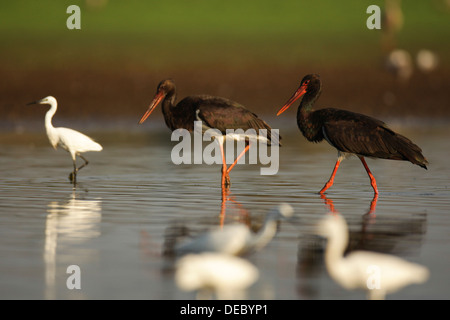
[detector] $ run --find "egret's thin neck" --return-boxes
[45,102,57,132]
[324,227,348,267]
[251,218,278,251]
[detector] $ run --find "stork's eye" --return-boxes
[304,80,310,85]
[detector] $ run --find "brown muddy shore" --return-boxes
[1,61,449,129]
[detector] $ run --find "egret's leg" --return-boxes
[69,158,77,183]
[77,155,89,172]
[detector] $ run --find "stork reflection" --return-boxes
[219,185,251,227]
[320,193,378,217]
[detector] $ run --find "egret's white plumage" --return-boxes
[174,203,293,256]
[317,214,429,300]
[175,253,259,300]
[28,96,102,183]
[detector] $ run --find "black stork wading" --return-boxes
[276,74,428,194]
[138,79,280,188]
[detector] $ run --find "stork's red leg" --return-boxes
[319,159,341,194]
[218,139,230,187]
[359,156,379,194]
[227,144,251,174]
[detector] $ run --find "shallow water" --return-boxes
[0,120,449,300]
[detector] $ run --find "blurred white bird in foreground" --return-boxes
[172,203,293,256]
[175,252,259,300]
[317,214,429,300]
[28,96,102,184]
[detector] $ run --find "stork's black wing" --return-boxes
[316,108,427,168]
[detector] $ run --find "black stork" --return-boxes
[138,79,280,188]
[276,74,428,194]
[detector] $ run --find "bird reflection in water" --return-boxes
[44,191,102,299]
[316,214,429,300]
[219,185,250,227]
[321,193,378,217]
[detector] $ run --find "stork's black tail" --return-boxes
[382,129,428,169]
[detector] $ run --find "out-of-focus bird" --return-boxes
[381,0,404,52]
[170,203,293,256]
[416,49,439,73]
[27,96,103,184]
[175,252,259,300]
[317,214,429,300]
[385,49,413,84]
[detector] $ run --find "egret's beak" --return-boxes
[27,100,40,106]
[276,83,308,116]
[138,91,165,124]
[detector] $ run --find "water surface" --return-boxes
[0,121,449,300]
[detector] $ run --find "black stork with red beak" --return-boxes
[277,74,427,194]
[139,79,280,188]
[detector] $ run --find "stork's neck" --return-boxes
[296,90,320,142]
[161,93,177,119]
[297,88,320,120]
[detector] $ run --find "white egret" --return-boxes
[27,96,103,184]
[317,214,429,300]
[172,203,293,256]
[175,252,259,300]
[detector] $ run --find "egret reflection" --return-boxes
[44,191,102,299]
[316,214,429,300]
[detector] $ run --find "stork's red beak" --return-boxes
[276,83,308,116]
[138,91,165,124]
